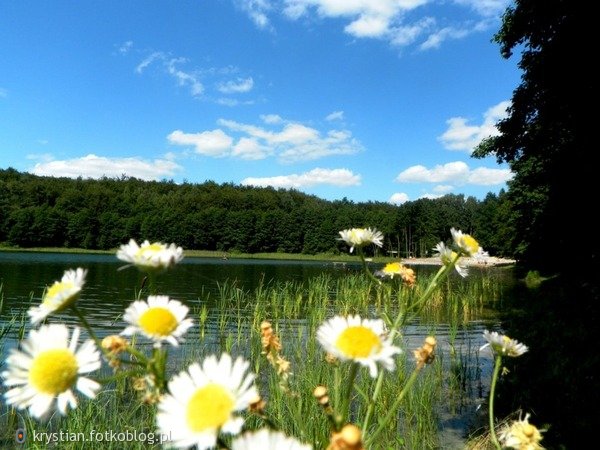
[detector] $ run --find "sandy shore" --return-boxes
[402,256,516,267]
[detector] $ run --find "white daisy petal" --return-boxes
[157,353,258,450]
[1,324,101,420]
[120,295,193,347]
[450,228,483,257]
[434,242,469,278]
[317,315,401,378]
[481,330,528,357]
[27,268,87,325]
[117,239,183,272]
[338,228,384,252]
[232,428,313,450]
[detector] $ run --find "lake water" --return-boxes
[0,251,511,448]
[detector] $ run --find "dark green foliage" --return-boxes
[474,0,595,274]
[0,169,514,256]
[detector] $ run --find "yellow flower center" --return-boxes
[461,235,480,254]
[139,307,178,336]
[336,326,382,358]
[137,243,164,258]
[383,262,402,275]
[186,383,234,432]
[43,281,75,305]
[349,229,365,244]
[522,424,536,438]
[29,349,79,394]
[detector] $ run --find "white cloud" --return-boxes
[283,0,426,40]
[261,114,283,124]
[134,52,204,97]
[453,0,509,17]
[439,100,510,153]
[29,154,182,181]
[236,0,272,29]
[211,116,362,163]
[167,129,233,157]
[467,167,513,185]
[389,17,436,46]
[419,26,470,50]
[242,167,361,188]
[419,193,443,199]
[325,110,344,121]
[118,41,133,54]
[432,184,453,194]
[389,192,410,205]
[26,152,53,162]
[217,77,254,94]
[345,15,390,38]
[232,137,272,160]
[165,58,204,97]
[396,161,512,185]
[135,52,164,73]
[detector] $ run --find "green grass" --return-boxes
[0,270,503,449]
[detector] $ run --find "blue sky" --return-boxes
[0,0,519,204]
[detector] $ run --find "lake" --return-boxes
[0,251,512,448]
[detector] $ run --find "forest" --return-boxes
[0,168,515,257]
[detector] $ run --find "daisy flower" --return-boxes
[121,295,193,347]
[338,228,384,253]
[2,324,101,419]
[117,239,183,271]
[434,242,468,277]
[232,429,313,450]
[450,228,482,257]
[28,268,87,325]
[498,413,544,450]
[480,330,528,357]
[157,353,258,450]
[375,262,416,286]
[317,315,401,378]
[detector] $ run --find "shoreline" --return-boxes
[0,247,516,267]
[402,256,516,267]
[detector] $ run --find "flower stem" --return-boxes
[366,366,420,445]
[489,355,503,450]
[362,253,460,435]
[357,247,382,285]
[70,305,106,356]
[340,362,359,425]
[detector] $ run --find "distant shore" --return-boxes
[402,256,516,267]
[0,246,516,267]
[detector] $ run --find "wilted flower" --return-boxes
[375,262,416,286]
[413,336,437,369]
[327,424,365,450]
[101,335,128,354]
[260,321,292,387]
[498,413,544,450]
[338,228,384,253]
[28,268,87,325]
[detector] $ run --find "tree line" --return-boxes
[0,168,515,257]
